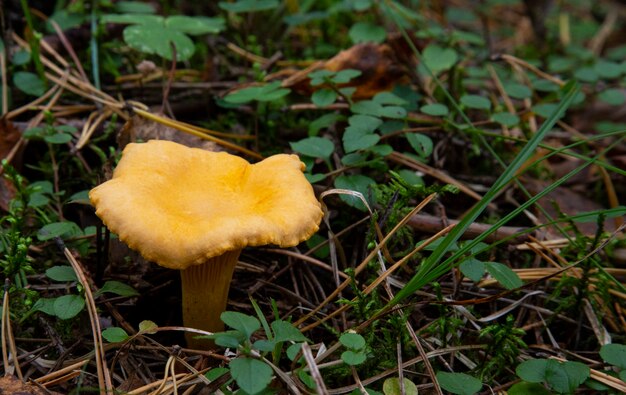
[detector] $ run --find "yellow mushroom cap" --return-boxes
[89,140,323,270]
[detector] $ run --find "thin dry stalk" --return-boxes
[127,373,188,395]
[499,54,565,86]
[326,345,485,394]
[34,359,89,385]
[47,19,89,82]
[302,343,328,395]
[61,245,113,394]
[0,52,7,115]
[1,282,10,376]
[388,151,484,202]
[264,250,349,280]
[588,7,618,55]
[296,193,437,330]
[76,109,113,150]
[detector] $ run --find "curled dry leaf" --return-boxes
[280,43,407,99]
[117,114,219,152]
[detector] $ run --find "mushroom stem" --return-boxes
[180,249,241,349]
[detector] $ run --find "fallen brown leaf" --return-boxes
[280,43,407,100]
[0,375,63,395]
[117,114,218,152]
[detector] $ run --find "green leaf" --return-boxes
[420,103,449,116]
[460,95,491,110]
[139,320,158,333]
[334,174,376,211]
[309,113,344,136]
[485,262,522,289]
[503,83,532,99]
[341,152,368,166]
[373,92,407,106]
[12,50,31,66]
[13,72,45,96]
[46,266,78,282]
[38,221,81,241]
[332,69,362,84]
[271,320,309,343]
[115,1,157,13]
[350,100,383,116]
[224,82,289,103]
[369,144,393,156]
[594,60,622,79]
[305,173,326,183]
[312,88,337,107]
[23,127,44,139]
[165,16,225,35]
[341,350,367,365]
[308,70,335,86]
[491,112,520,127]
[214,332,243,348]
[219,0,279,13]
[229,357,273,395]
[298,370,317,390]
[574,67,598,83]
[124,24,195,61]
[101,14,163,25]
[351,100,406,119]
[340,332,366,349]
[343,126,380,152]
[600,344,626,369]
[532,103,562,119]
[286,343,304,361]
[508,382,551,395]
[598,89,625,106]
[68,190,90,204]
[532,79,559,92]
[396,169,423,186]
[545,359,589,394]
[44,133,73,144]
[205,366,230,381]
[32,298,56,316]
[102,327,130,343]
[53,294,85,320]
[221,311,260,339]
[378,105,407,119]
[349,22,386,44]
[517,359,549,383]
[253,339,276,352]
[224,86,263,104]
[459,258,485,282]
[382,377,418,395]
[348,114,382,132]
[406,133,433,158]
[47,10,86,31]
[422,45,458,73]
[290,137,334,159]
[436,372,482,395]
[96,280,139,297]
[257,82,290,101]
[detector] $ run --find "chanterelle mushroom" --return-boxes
[90,140,323,348]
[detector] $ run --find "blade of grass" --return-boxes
[388,81,580,307]
[420,136,623,288]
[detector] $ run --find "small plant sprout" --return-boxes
[89,140,323,348]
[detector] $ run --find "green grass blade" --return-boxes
[388,81,581,307]
[420,136,623,286]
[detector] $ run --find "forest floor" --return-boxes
[1,1,626,394]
